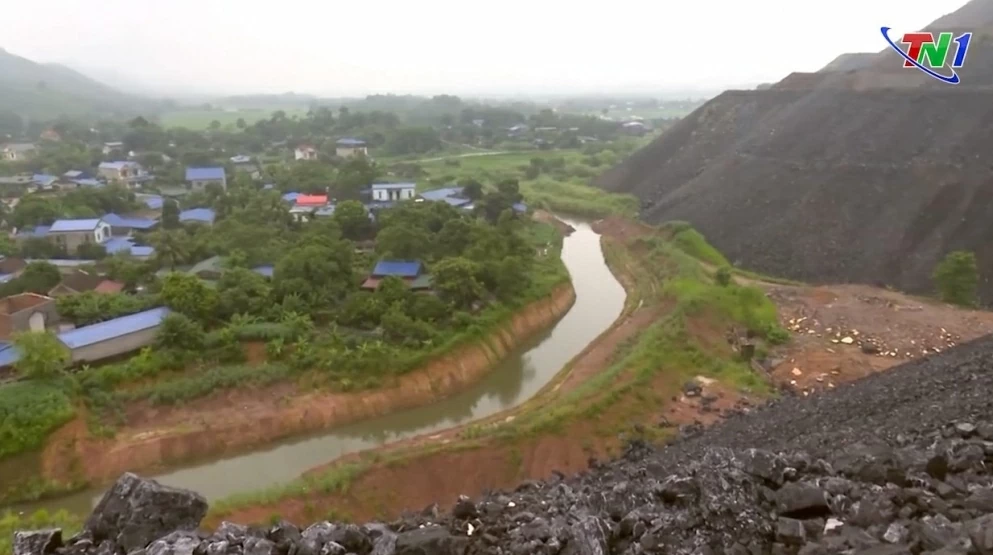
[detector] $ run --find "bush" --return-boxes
[715,266,732,286]
[0,382,75,458]
[764,325,791,345]
[156,313,206,351]
[933,250,978,307]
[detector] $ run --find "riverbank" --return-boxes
[207,216,785,524]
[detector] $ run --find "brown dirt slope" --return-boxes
[597,1,993,303]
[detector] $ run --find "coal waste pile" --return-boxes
[14,335,993,555]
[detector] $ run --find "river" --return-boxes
[16,219,626,516]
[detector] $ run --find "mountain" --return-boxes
[596,0,993,303]
[0,48,159,121]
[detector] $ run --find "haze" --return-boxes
[0,0,974,98]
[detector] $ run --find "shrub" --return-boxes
[0,382,75,458]
[764,325,791,345]
[933,250,978,307]
[156,313,206,351]
[715,266,732,286]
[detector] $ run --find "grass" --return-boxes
[521,178,640,219]
[159,108,308,130]
[0,381,75,459]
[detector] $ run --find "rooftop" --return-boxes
[50,218,105,233]
[419,187,464,201]
[99,161,137,171]
[296,194,328,206]
[371,260,422,278]
[32,174,58,186]
[230,155,252,164]
[336,138,366,146]
[371,182,416,190]
[179,208,216,224]
[2,143,36,152]
[0,292,53,315]
[136,194,163,210]
[252,265,274,278]
[101,213,159,229]
[58,307,171,350]
[281,192,300,203]
[185,167,226,181]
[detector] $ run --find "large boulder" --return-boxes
[83,473,208,552]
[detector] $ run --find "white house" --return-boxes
[335,138,367,158]
[371,182,416,202]
[294,145,318,161]
[1,143,37,161]
[98,161,143,183]
[102,142,124,155]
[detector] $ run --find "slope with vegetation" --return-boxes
[597,0,993,304]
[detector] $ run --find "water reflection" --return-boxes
[17,220,625,516]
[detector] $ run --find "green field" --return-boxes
[159,108,309,130]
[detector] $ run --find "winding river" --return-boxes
[17,219,626,516]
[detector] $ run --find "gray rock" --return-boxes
[776,483,830,518]
[394,526,467,555]
[775,518,806,545]
[145,531,200,555]
[85,473,207,552]
[13,529,62,555]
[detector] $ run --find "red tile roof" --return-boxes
[93,280,125,294]
[296,194,328,206]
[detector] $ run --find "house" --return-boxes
[335,138,367,158]
[98,161,143,183]
[40,129,62,142]
[231,155,261,179]
[0,257,27,283]
[621,121,649,135]
[314,205,336,218]
[32,174,59,189]
[57,307,171,365]
[63,170,94,181]
[135,194,164,211]
[47,218,112,254]
[294,145,319,161]
[1,143,37,161]
[189,256,224,281]
[179,208,216,225]
[281,192,300,204]
[507,124,529,137]
[420,186,472,208]
[48,269,106,297]
[289,205,316,223]
[361,260,432,291]
[0,293,60,340]
[185,167,227,191]
[295,194,328,207]
[371,182,416,202]
[101,213,159,235]
[102,237,155,259]
[102,142,124,155]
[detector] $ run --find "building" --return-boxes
[47,218,112,254]
[419,186,473,208]
[98,161,143,183]
[102,142,124,155]
[361,260,432,291]
[57,307,171,365]
[48,269,107,297]
[0,293,59,340]
[0,257,27,283]
[185,167,227,191]
[102,237,155,259]
[231,155,261,179]
[179,208,216,225]
[295,194,328,207]
[135,194,164,210]
[101,213,159,235]
[507,124,529,137]
[1,143,37,161]
[621,121,649,135]
[294,145,319,161]
[335,138,367,158]
[371,182,416,202]
[32,174,59,189]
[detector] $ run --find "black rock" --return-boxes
[13,529,62,555]
[84,473,208,552]
[776,483,830,518]
[775,518,806,545]
[394,526,467,555]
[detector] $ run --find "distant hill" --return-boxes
[0,48,159,122]
[595,0,993,303]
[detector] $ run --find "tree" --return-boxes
[17,262,62,294]
[273,240,354,306]
[12,331,69,380]
[458,178,483,200]
[156,313,206,351]
[332,200,372,240]
[161,200,181,229]
[436,218,474,258]
[150,230,189,270]
[715,266,732,286]
[933,251,979,306]
[432,257,484,309]
[375,224,432,260]
[217,267,272,318]
[159,272,220,323]
[76,243,107,261]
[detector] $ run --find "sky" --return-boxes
[0,0,976,98]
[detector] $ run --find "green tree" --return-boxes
[458,179,484,200]
[161,199,181,229]
[12,332,69,381]
[156,313,206,351]
[17,262,62,294]
[375,224,432,260]
[273,240,354,306]
[159,272,220,323]
[76,243,107,260]
[933,251,979,306]
[715,266,732,286]
[150,230,189,270]
[432,257,484,309]
[331,200,372,240]
[217,267,272,318]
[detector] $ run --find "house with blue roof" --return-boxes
[135,194,164,210]
[335,138,368,158]
[419,186,473,208]
[371,182,416,202]
[179,208,216,225]
[102,213,159,234]
[47,218,112,254]
[361,260,432,291]
[186,167,227,191]
[32,174,58,189]
[0,307,172,369]
[102,237,155,259]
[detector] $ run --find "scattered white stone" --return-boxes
[825,518,844,533]
[467,523,475,536]
[840,337,854,344]
[508,501,516,508]
[789,380,797,386]
[831,339,839,344]
[791,368,802,377]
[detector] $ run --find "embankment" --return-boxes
[39,283,577,486]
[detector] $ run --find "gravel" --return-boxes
[14,334,993,555]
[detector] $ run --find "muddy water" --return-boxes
[21,219,625,515]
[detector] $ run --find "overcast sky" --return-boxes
[0,0,975,97]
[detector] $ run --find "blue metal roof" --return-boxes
[137,194,163,210]
[419,187,464,201]
[0,273,17,284]
[129,245,155,257]
[512,202,528,213]
[102,237,135,255]
[0,343,20,367]
[372,260,422,278]
[50,218,104,232]
[440,196,472,207]
[371,182,415,190]
[17,225,50,238]
[336,138,366,146]
[252,265,274,278]
[58,307,171,350]
[179,208,216,224]
[101,213,158,229]
[32,174,58,186]
[281,192,300,203]
[185,167,226,181]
